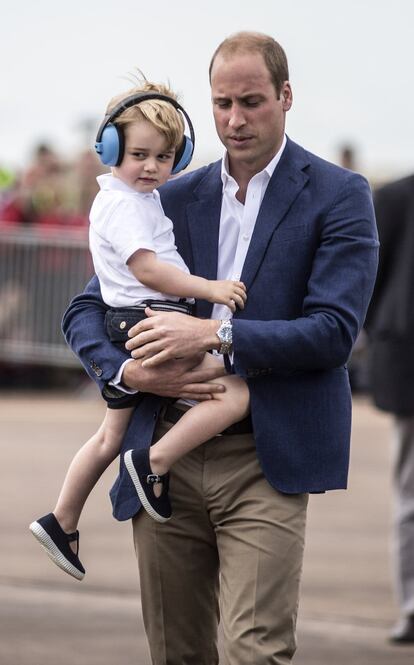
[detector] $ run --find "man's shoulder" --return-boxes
[159,161,221,200]
[286,138,366,184]
[286,138,369,198]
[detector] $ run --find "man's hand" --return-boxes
[125,309,220,367]
[122,354,227,400]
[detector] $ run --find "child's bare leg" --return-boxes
[149,354,250,476]
[53,406,133,535]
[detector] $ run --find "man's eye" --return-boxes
[216,101,231,109]
[244,100,260,107]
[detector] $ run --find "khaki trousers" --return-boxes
[132,412,308,665]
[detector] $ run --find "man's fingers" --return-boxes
[131,340,165,359]
[126,328,160,351]
[141,349,171,367]
[127,318,149,339]
[178,392,213,401]
[178,381,225,397]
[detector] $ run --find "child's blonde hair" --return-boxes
[107,80,184,151]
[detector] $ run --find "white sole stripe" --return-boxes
[29,521,84,580]
[124,450,170,523]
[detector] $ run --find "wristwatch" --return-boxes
[216,319,233,354]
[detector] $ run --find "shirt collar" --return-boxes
[220,134,287,190]
[96,172,158,200]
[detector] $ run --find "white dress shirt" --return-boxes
[212,134,287,323]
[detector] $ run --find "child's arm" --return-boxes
[128,249,246,312]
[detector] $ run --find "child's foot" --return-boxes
[124,448,172,523]
[29,513,85,580]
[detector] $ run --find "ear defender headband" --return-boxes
[95,92,195,175]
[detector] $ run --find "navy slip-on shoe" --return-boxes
[29,513,85,580]
[124,448,172,523]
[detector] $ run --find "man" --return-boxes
[365,175,414,644]
[63,32,379,664]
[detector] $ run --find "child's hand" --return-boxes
[207,280,247,312]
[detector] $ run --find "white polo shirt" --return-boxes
[89,173,191,308]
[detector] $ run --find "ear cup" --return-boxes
[172,135,194,175]
[95,124,124,166]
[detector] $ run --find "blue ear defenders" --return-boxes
[95,92,195,175]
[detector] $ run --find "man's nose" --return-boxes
[228,105,246,129]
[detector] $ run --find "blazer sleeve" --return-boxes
[232,173,379,377]
[62,275,130,393]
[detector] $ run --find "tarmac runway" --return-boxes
[1,392,413,664]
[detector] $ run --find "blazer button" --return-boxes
[119,321,127,330]
[89,360,103,377]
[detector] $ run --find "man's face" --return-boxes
[210,51,292,176]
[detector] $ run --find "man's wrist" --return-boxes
[110,358,138,394]
[215,318,233,354]
[205,319,221,351]
[121,359,141,391]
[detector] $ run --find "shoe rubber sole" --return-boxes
[124,450,170,523]
[29,521,84,580]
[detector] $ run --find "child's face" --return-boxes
[113,120,175,193]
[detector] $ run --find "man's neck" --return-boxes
[229,162,265,204]
[224,135,287,204]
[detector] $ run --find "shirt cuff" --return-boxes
[108,358,138,394]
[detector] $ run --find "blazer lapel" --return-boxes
[184,142,310,317]
[240,140,310,290]
[186,162,222,318]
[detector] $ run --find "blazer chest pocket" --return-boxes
[273,224,309,244]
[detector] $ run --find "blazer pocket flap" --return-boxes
[104,309,144,342]
[274,224,309,243]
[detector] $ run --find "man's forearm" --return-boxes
[121,355,227,401]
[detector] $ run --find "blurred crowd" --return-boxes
[0,143,102,377]
[0,143,105,231]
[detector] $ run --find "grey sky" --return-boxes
[2,0,413,180]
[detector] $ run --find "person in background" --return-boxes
[338,142,357,171]
[365,174,414,644]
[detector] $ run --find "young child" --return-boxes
[30,80,250,581]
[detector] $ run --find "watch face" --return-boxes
[218,322,231,342]
[218,320,232,352]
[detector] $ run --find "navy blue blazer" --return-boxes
[63,138,379,520]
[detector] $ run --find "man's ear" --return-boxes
[280,82,293,111]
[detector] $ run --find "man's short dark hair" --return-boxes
[209,31,289,98]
